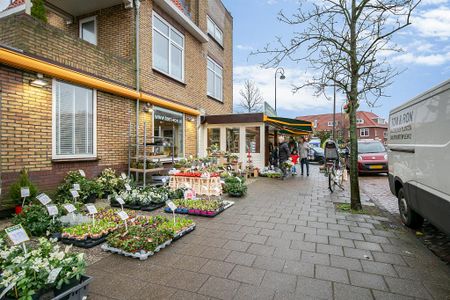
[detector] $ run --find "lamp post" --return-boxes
[274,67,286,113]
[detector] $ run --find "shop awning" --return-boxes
[264,115,313,135]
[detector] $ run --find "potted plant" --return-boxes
[8,169,38,214]
[227,182,247,197]
[12,204,62,237]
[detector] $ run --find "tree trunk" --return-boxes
[349,0,362,210]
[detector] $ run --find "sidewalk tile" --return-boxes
[198,276,240,300]
[253,255,285,272]
[261,271,297,292]
[223,240,251,252]
[349,270,388,291]
[315,265,349,284]
[228,265,265,285]
[199,260,235,278]
[296,276,333,299]
[333,282,373,300]
[301,251,330,265]
[243,233,268,244]
[247,244,276,256]
[225,250,256,266]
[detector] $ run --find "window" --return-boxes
[327,121,337,126]
[53,81,96,159]
[79,16,97,45]
[246,127,260,153]
[356,118,364,124]
[360,128,369,137]
[152,12,184,81]
[207,57,223,101]
[207,128,221,149]
[226,128,240,153]
[207,16,223,45]
[153,107,184,158]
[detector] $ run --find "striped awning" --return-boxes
[264,115,313,135]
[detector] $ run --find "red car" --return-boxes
[357,140,388,174]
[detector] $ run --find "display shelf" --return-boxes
[129,167,165,173]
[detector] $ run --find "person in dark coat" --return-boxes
[278,135,291,178]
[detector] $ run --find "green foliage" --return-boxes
[226,182,247,197]
[8,169,38,205]
[12,205,62,237]
[316,130,331,147]
[31,0,47,22]
[56,171,100,203]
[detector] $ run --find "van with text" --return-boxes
[387,79,450,235]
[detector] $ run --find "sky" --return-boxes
[222,0,450,119]
[1,0,448,119]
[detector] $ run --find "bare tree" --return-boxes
[252,0,420,210]
[238,80,264,113]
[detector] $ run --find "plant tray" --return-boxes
[61,234,108,248]
[173,224,196,240]
[164,207,188,214]
[123,204,142,210]
[164,201,234,218]
[101,239,173,261]
[141,202,165,211]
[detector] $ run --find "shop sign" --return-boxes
[264,101,277,117]
[154,109,183,124]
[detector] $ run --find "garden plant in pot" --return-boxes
[56,171,100,203]
[8,169,38,214]
[12,204,62,237]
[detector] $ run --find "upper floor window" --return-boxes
[360,128,369,137]
[327,121,337,126]
[207,57,223,101]
[53,80,96,159]
[207,16,223,46]
[152,12,184,81]
[79,16,97,45]
[356,118,364,124]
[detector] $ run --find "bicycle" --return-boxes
[325,158,345,192]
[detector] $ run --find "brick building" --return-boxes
[297,111,388,141]
[0,0,233,207]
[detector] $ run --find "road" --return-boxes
[359,174,450,265]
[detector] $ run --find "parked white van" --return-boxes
[387,79,450,235]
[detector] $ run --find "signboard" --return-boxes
[85,204,97,215]
[70,189,79,198]
[166,200,177,211]
[63,204,77,213]
[389,109,414,143]
[264,101,277,117]
[120,173,127,180]
[36,193,51,206]
[79,170,86,177]
[5,225,30,245]
[20,187,30,198]
[47,267,62,284]
[154,107,183,124]
[124,183,132,191]
[117,211,129,221]
[73,183,81,191]
[46,205,59,216]
[116,197,125,205]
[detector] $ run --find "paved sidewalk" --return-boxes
[87,166,450,299]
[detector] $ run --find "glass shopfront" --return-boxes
[153,107,184,158]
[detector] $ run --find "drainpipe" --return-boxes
[134,0,141,168]
[0,87,2,197]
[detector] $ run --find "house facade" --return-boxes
[0,0,233,207]
[297,111,388,142]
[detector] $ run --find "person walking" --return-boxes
[299,136,310,176]
[278,135,291,178]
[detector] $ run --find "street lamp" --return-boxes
[274,67,286,113]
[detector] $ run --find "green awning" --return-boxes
[264,115,313,134]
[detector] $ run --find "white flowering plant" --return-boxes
[96,168,131,198]
[113,186,169,207]
[0,237,86,299]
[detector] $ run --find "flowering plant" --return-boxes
[12,205,62,237]
[0,237,85,299]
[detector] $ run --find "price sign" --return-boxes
[36,193,51,206]
[70,189,79,198]
[184,189,196,200]
[166,200,177,211]
[46,205,59,216]
[79,169,86,177]
[116,211,129,221]
[47,267,62,284]
[20,187,30,198]
[73,183,80,191]
[116,197,125,205]
[120,173,127,180]
[85,204,97,215]
[124,183,132,191]
[63,204,76,213]
[5,224,30,245]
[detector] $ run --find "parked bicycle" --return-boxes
[324,140,345,192]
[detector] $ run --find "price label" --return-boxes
[36,193,51,206]
[85,204,97,215]
[116,197,125,205]
[116,211,129,221]
[166,200,177,211]
[79,169,86,177]
[5,224,30,245]
[20,187,30,198]
[63,204,76,213]
[124,183,132,191]
[70,189,79,198]
[46,205,59,216]
[120,173,127,180]
[236,177,242,183]
[73,183,80,191]
[47,267,62,284]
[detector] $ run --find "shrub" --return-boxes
[8,169,38,206]
[56,171,100,203]
[12,204,62,237]
[31,0,47,22]
[226,182,247,197]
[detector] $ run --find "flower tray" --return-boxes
[123,204,142,210]
[141,202,165,211]
[101,239,173,261]
[164,207,189,214]
[173,224,196,240]
[163,201,234,218]
[61,234,109,248]
[4,275,93,300]
[110,201,121,208]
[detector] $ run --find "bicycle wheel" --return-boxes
[328,166,335,192]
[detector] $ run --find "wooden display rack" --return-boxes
[169,176,222,196]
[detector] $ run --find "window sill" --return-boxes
[208,95,224,104]
[152,68,186,86]
[52,157,100,163]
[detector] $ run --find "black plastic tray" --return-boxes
[61,235,108,248]
[141,203,165,211]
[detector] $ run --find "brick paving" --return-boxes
[87,166,450,299]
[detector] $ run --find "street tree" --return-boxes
[238,80,264,113]
[253,0,420,209]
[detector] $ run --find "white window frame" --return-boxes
[360,128,369,137]
[151,106,185,160]
[327,121,335,127]
[207,16,223,46]
[79,16,97,45]
[356,118,364,124]
[152,11,185,82]
[51,79,97,160]
[207,56,223,101]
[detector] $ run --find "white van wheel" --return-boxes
[398,188,423,229]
